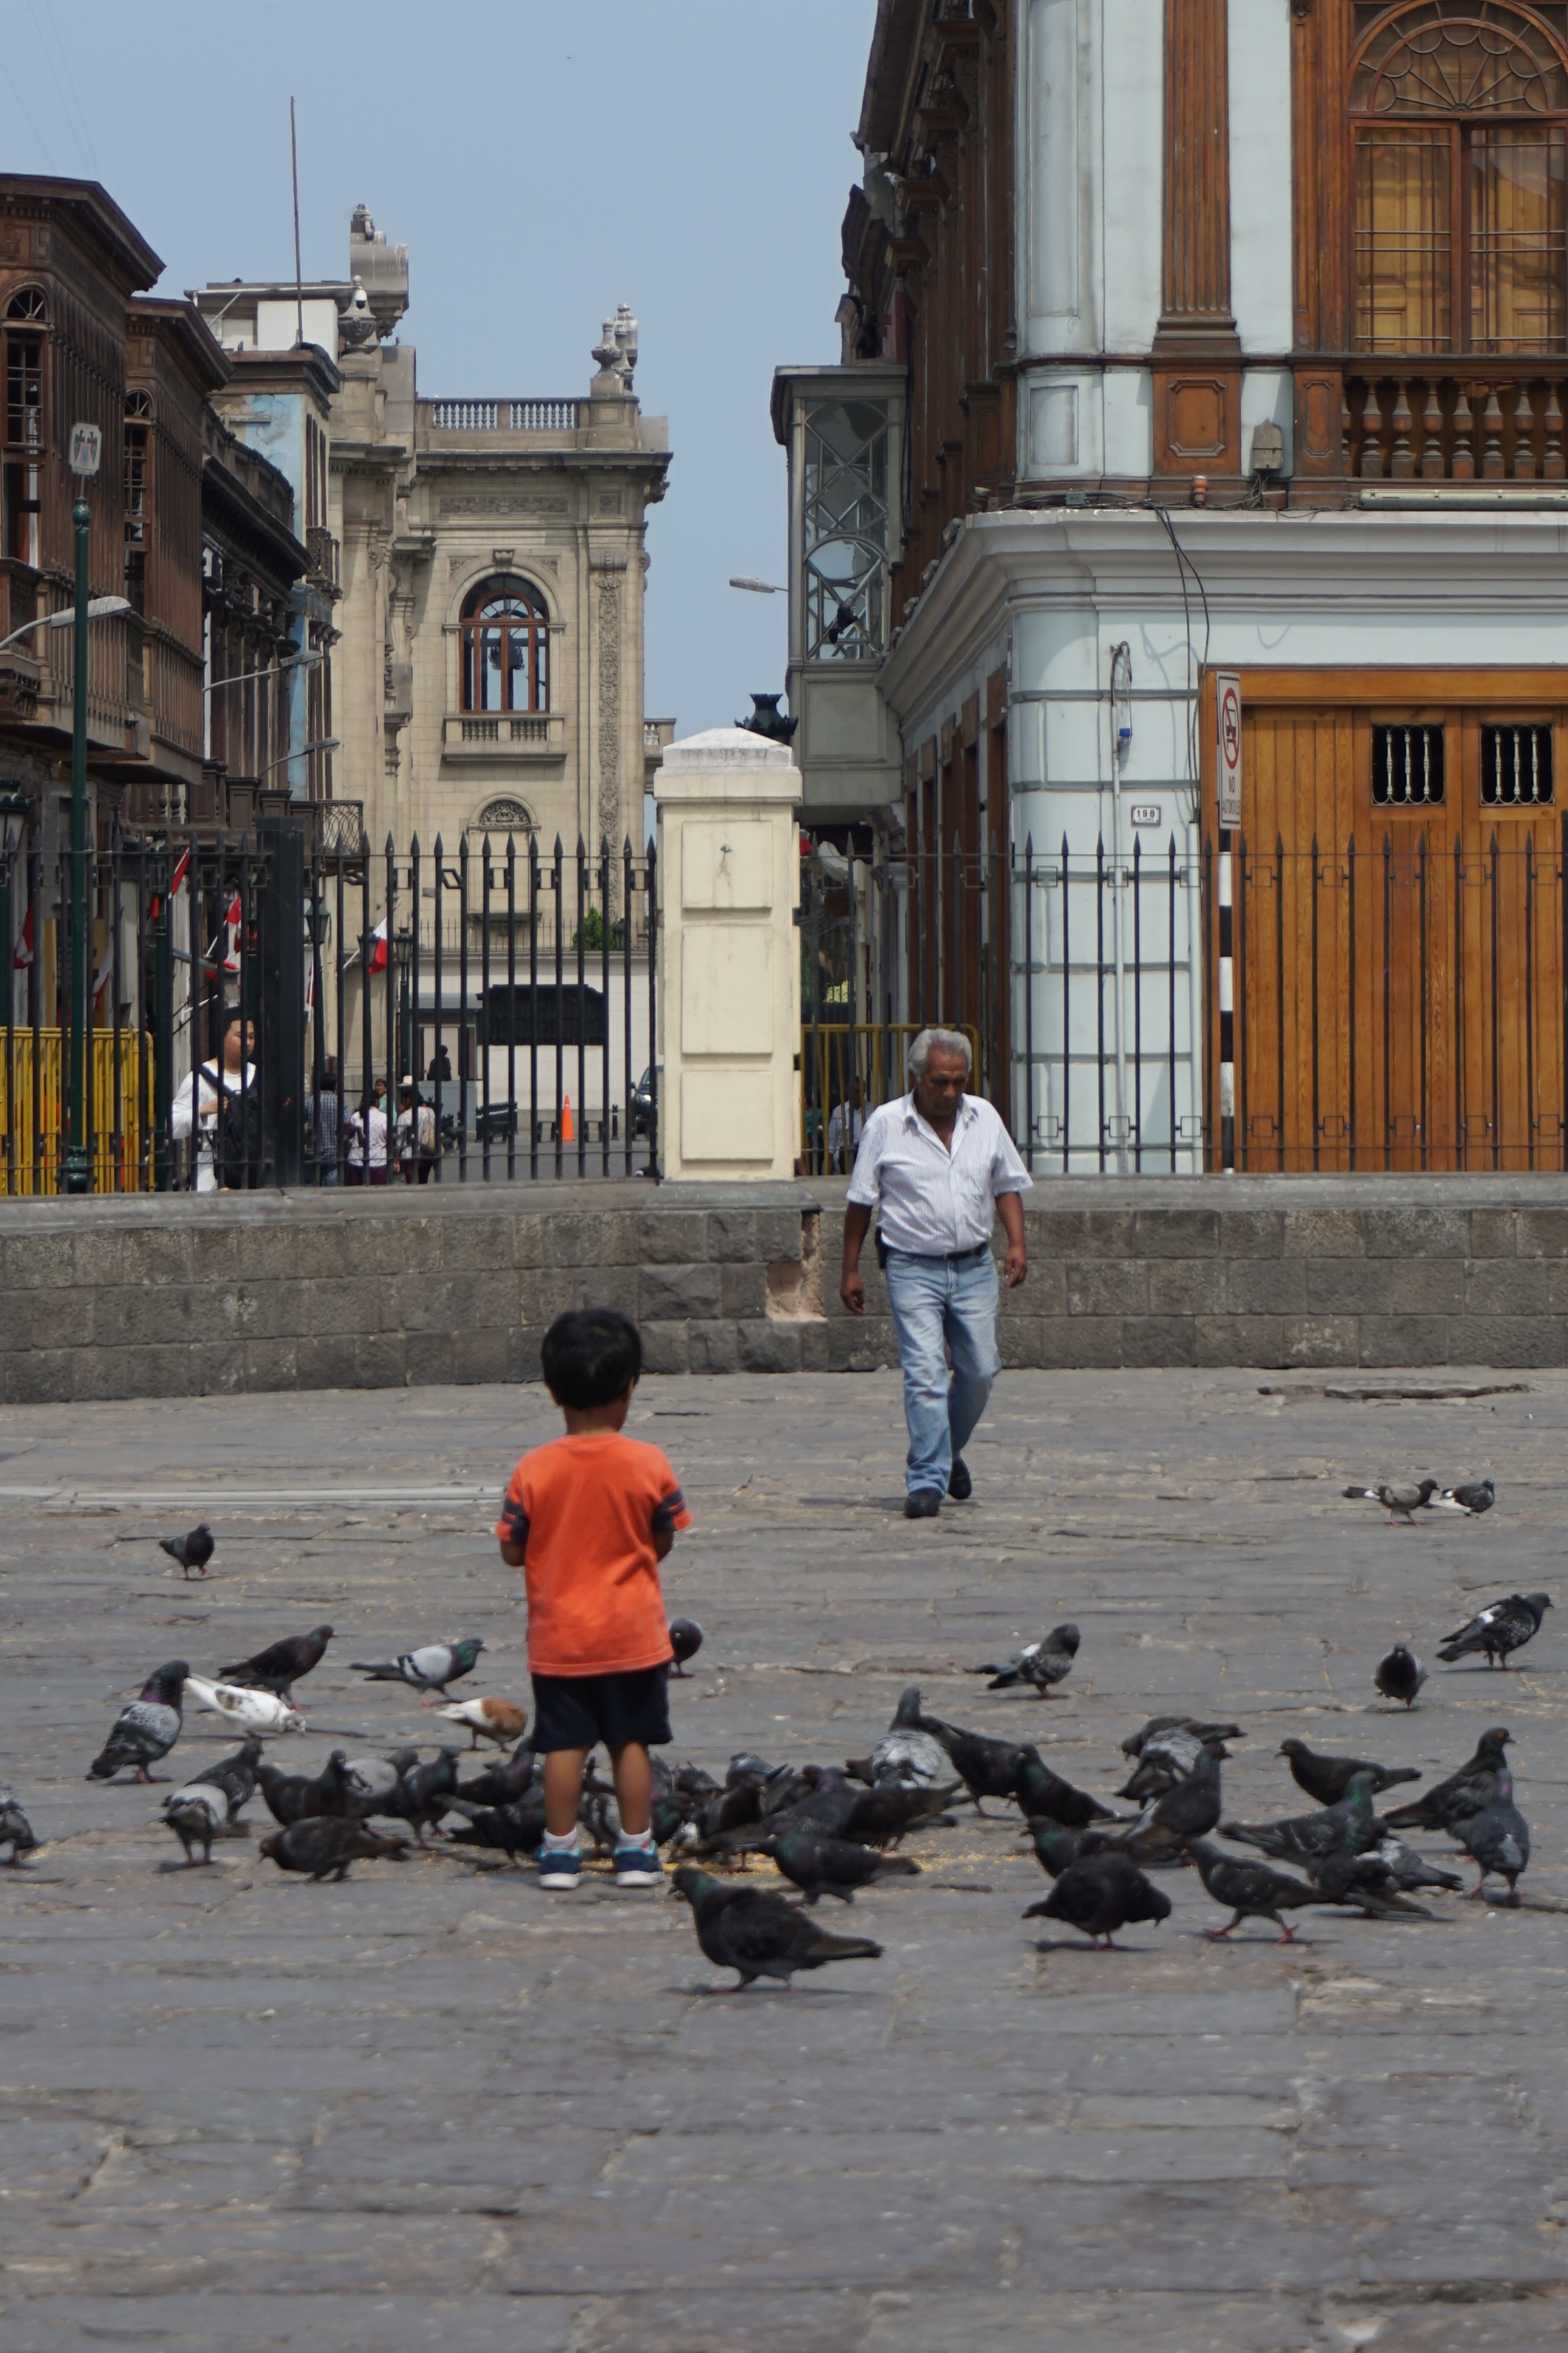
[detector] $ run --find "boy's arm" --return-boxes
[650,1471,692,1564]
[495,1475,530,1571]
[499,1538,527,1568]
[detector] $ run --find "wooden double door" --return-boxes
[1206,671,1568,1172]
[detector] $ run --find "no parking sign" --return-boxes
[1216,672,1242,830]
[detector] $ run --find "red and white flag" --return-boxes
[92,939,115,1006]
[223,892,242,975]
[169,847,190,898]
[12,903,33,970]
[367,916,388,975]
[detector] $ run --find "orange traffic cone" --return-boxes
[560,1095,574,1144]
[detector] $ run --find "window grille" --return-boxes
[1481,722,1555,804]
[1372,723,1446,804]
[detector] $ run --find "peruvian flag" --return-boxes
[92,938,115,1006]
[12,902,33,970]
[223,892,242,975]
[367,916,388,975]
[169,847,190,898]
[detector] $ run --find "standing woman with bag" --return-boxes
[169,1010,257,1192]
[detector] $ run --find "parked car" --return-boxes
[631,1064,662,1139]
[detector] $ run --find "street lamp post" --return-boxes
[64,421,103,1194]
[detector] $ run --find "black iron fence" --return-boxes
[0,825,659,1193]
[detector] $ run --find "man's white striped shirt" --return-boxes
[845,1092,1032,1255]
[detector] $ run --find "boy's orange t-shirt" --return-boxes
[496,1431,692,1676]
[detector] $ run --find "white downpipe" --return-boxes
[1108,643,1132,1175]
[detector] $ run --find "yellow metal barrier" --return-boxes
[798,1022,982,1174]
[0,1030,149,1194]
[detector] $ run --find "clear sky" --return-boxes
[3,1,877,737]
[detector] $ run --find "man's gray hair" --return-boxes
[907,1026,972,1082]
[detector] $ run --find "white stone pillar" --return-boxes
[653,726,800,1180]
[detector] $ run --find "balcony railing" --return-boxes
[445,711,564,756]
[423,398,585,434]
[1346,366,1568,483]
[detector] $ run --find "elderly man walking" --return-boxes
[839,1028,1032,1518]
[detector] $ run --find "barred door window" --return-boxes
[1352,3,1568,352]
[460,578,549,714]
[1481,720,1555,801]
[1373,722,1447,802]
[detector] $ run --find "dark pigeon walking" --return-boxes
[1028,1820,1094,1881]
[1458,1774,1530,1904]
[1374,1644,1427,1708]
[916,1708,1036,1816]
[349,1638,487,1697]
[383,1748,462,1847]
[217,1626,334,1701]
[445,1791,548,1864]
[161,1782,229,1867]
[968,1622,1080,1698]
[188,1733,265,1820]
[844,1781,959,1847]
[158,1525,215,1580]
[671,1864,883,1990]
[1014,1751,1119,1830]
[1382,1728,1512,1834]
[762,1832,921,1905]
[258,1816,410,1883]
[1110,1745,1224,1863]
[255,1751,370,1829]
[667,1618,704,1676]
[1023,1852,1171,1950]
[1185,1839,1321,1943]
[1375,1834,1464,1894]
[1342,1479,1438,1525]
[1438,1593,1552,1669]
[0,1788,38,1864]
[1306,1847,1434,1920]
[1222,1768,1380,1865]
[1436,1479,1495,1517]
[457,1737,539,1810]
[1279,1739,1421,1807]
[87,1661,186,1784]
[846,1688,952,1789]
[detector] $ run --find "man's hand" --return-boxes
[841,1202,872,1318]
[1003,1241,1028,1289]
[998,1192,1028,1289]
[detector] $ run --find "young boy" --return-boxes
[497,1308,691,1889]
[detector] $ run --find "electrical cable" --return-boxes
[1151,505,1211,827]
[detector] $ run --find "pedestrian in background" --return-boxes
[839,1028,1030,1518]
[308,1056,340,1184]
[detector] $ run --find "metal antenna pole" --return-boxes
[290,98,305,349]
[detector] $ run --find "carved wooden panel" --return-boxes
[1293,367,1345,476]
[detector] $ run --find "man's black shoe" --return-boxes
[947,1457,973,1502]
[904,1490,943,1520]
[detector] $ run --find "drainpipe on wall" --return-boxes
[1108,642,1133,1177]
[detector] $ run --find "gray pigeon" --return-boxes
[671,1864,883,1990]
[158,1524,215,1580]
[1023,1853,1171,1950]
[1374,1644,1427,1708]
[1222,1768,1380,1865]
[667,1619,704,1676]
[0,1788,38,1864]
[1120,1716,1244,1759]
[349,1638,487,1696]
[1185,1839,1321,1944]
[161,1782,229,1867]
[258,1816,410,1882]
[846,1688,951,1790]
[1306,1847,1433,1920]
[1458,1769,1530,1903]
[87,1661,187,1784]
[1342,1479,1439,1525]
[1119,1725,1220,1801]
[1106,1745,1222,1862]
[1382,1728,1512,1833]
[762,1832,921,1905]
[1279,1740,1421,1806]
[1436,1479,1495,1517]
[1438,1593,1552,1669]
[1375,1834,1463,1894]
[189,1734,265,1821]
[968,1623,1080,1698]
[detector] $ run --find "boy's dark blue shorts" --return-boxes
[531,1664,672,1753]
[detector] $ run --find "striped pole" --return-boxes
[1218,834,1235,1170]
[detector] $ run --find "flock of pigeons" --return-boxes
[0,1488,1549,1990]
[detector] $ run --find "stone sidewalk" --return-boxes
[1,1366,1567,2350]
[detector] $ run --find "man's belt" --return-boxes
[886,1241,991,1265]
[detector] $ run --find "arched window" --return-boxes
[124,391,151,615]
[1352,3,1568,352]
[460,577,549,714]
[3,289,47,566]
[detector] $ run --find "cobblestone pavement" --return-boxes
[2,1366,1568,2351]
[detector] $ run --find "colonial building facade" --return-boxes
[778,0,1568,1179]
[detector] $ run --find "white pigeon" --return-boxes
[184,1674,305,1736]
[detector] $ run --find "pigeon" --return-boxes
[1120,1716,1244,1759]
[1013,1751,1119,1830]
[968,1623,1080,1697]
[1342,1479,1439,1525]
[0,1788,38,1864]
[188,1734,265,1819]
[87,1661,187,1783]
[1437,1592,1552,1669]
[1027,1820,1111,1881]
[1374,1644,1427,1708]
[256,1752,372,1829]
[217,1625,333,1701]
[710,1772,862,1856]
[349,1638,487,1697]
[456,1738,539,1808]
[1436,1479,1495,1516]
[184,1675,305,1737]
[915,1708,1034,1816]
[1375,1834,1464,1894]
[258,1816,410,1882]
[670,1864,884,1989]
[1305,1847,1433,1921]
[844,1781,960,1847]
[383,1748,462,1846]
[1023,1853,1171,1950]
[1383,1728,1513,1833]
[158,1524,215,1580]
[445,1791,548,1864]
[161,1782,229,1867]
[434,1697,529,1751]
[1118,1725,1222,1801]
[1185,1839,1322,1943]
[846,1688,951,1789]
[668,1619,704,1676]
[1457,1772,1530,1902]
[1222,1768,1380,1865]
[1279,1740,1422,1806]
[762,1832,922,1904]
[343,1749,421,1812]
[1106,1745,1224,1864]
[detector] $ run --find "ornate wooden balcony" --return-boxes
[1345,365,1568,484]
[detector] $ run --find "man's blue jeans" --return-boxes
[883,1246,1000,1497]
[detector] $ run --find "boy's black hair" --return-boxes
[541,1309,642,1410]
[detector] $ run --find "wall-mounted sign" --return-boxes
[68,423,102,478]
[1129,804,1162,828]
[1217,671,1242,830]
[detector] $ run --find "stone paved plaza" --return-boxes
[2,1365,1567,2351]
